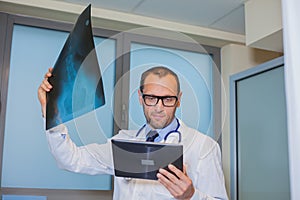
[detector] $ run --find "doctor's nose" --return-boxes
[154,99,164,110]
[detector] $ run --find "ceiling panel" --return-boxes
[210,5,245,34]
[56,0,246,35]
[133,0,244,27]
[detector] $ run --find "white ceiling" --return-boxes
[58,0,247,35]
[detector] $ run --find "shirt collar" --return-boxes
[145,118,178,142]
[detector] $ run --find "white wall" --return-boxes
[245,0,283,52]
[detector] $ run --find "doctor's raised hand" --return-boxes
[37,67,53,117]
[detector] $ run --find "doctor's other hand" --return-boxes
[157,164,195,200]
[37,67,53,117]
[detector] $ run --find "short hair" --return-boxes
[139,66,180,94]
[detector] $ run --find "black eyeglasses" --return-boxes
[142,94,178,107]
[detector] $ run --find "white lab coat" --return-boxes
[46,119,228,200]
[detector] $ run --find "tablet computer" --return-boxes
[111,139,183,180]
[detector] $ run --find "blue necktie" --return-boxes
[146,130,159,142]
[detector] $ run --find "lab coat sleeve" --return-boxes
[46,124,114,175]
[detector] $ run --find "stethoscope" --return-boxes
[135,118,182,143]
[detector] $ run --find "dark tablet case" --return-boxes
[111,139,183,180]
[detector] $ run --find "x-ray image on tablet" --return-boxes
[46,4,105,130]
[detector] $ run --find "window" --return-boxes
[128,42,214,137]
[1,22,116,190]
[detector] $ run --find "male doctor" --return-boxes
[38,66,228,200]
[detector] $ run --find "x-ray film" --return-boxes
[46,4,105,130]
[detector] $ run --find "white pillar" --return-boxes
[281,1,300,200]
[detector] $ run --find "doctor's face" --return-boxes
[138,74,182,129]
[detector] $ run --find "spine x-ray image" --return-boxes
[46,4,105,130]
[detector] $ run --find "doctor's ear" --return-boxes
[176,92,182,107]
[138,90,143,105]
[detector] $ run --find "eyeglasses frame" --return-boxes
[142,94,178,107]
